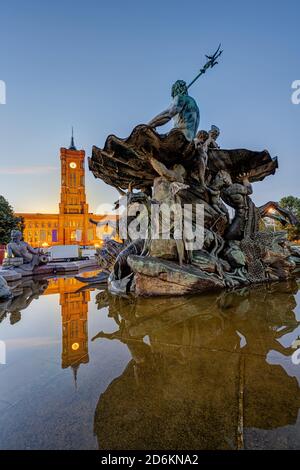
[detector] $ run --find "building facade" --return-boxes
[17,134,114,247]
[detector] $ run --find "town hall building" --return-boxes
[17,133,113,248]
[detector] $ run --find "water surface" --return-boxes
[0,275,300,450]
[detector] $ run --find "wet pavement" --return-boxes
[0,275,300,449]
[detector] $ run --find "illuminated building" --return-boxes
[16,131,115,247]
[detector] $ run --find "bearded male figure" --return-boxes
[7,230,48,271]
[148,80,200,142]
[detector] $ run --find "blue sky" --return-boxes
[0,0,299,213]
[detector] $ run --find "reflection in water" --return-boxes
[45,278,90,384]
[1,276,300,449]
[0,278,48,325]
[0,276,92,384]
[93,280,300,450]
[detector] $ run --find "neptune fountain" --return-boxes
[86,46,300,296]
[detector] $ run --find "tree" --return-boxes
[0,195,24,245]
[279,196,300,241]
[280,196,300,216]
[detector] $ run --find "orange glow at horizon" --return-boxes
[15,203,59,214]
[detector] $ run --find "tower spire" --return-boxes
[72,363,79,390]
[69,126,77,150]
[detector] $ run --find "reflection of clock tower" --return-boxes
[45,277,91,387]
[58,129,89,244]
[61,287,90,385]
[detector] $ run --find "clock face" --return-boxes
[69,162,77,169]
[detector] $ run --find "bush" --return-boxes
[0,195,24,245]
[279,196,300,241]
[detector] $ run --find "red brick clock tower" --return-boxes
[58,129,89,245]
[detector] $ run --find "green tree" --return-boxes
[279,196,300,241]
[0,195,24,245]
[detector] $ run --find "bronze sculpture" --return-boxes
[5,230,48,272]
[87,48,300,296]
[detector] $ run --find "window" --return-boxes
[52,230,58,243]
[71,320,78,338]
[69,173,77,188]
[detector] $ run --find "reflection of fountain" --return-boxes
[0,278,49,325]
[92,281,300,450]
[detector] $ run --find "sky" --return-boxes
[0,0,299,213]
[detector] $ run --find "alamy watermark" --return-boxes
[95,196,205,251]
[291,336,300,365]
[0,341,6,365]
[292,349,300,365]
[0,80,6,104]
[291,80,300,104]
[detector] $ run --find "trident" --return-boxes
[187,44,223,89]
